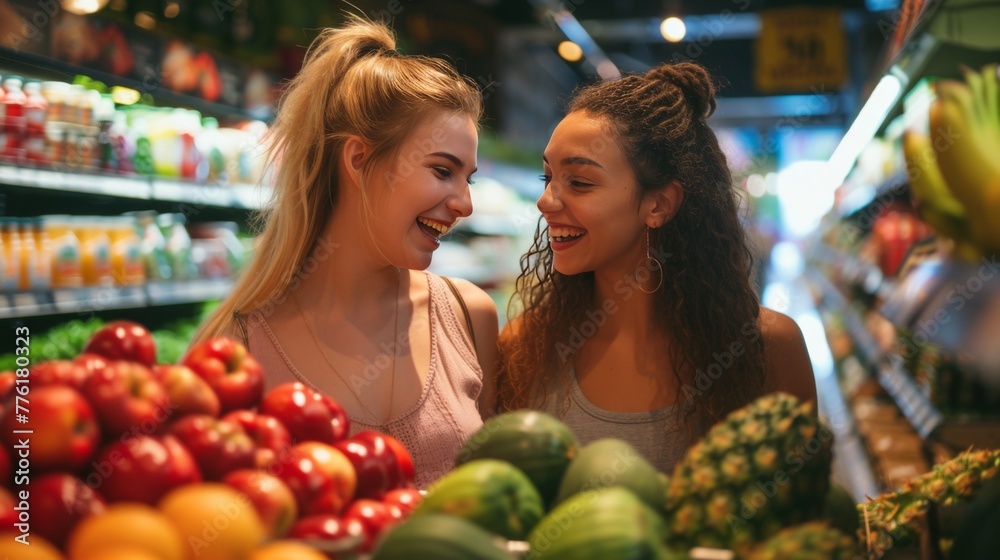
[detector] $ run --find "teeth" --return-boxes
[417,217,451,236]
[549,226,586,238]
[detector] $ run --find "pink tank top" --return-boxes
[241,272,484,489]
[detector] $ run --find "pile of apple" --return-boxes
[0,320,421,560]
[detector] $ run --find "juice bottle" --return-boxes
[29,218,52,290]
[130,211,170,281]
[76,217,113,287]
[45,215,83,288]
[0,219,22,292]
[23,82,48,165]
[159,213,196,280]
[17,218,37,291]
[108,216,145,286]
[41,82,69,124]
[3,77,26,160]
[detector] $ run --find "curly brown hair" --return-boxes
[498,62,766,429]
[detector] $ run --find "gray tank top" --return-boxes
[534,368,694,474]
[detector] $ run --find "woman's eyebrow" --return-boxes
[429,151,476,173]
[541,155,604,168]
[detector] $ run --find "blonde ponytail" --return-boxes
[194,17,482,344]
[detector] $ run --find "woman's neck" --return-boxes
[289,214,402,315]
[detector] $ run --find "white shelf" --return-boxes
[0,164,271,210]
[0,279,232,319]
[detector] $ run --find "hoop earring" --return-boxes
[637,227,664,294]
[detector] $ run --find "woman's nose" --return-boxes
[447,184,474,218]
[537,185,562,213]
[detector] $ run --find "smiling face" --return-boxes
[538,111,650,277]
[365,111,479,270]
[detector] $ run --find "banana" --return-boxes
[902,130,979,260]
[980,64,999,127]
[930,76,1000,252]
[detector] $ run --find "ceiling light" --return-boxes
[134,10,156,29]
[164,2,180,18]
[660,17,686,42]
[557,40,583,62]
[61,0,110,14]
[827,74,904,188]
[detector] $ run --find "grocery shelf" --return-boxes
[837,171,909,222]
[0,164,271,210]
[812,243,896,300]
[0,279,232,319]
[816,369,881,502]
[808,270,944,441]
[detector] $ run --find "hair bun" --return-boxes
[646,63,717,119]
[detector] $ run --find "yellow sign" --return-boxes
[755,8,846,93]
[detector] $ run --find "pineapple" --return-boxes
[861,448,1000,558]
[746,521,859,560]
[664,393,832,555]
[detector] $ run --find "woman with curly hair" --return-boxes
[498,62,816,472]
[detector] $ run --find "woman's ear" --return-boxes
[645,180,684,228]
[340,136,369,188]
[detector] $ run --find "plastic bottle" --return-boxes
[95,95,116,171]
[76,217,113,287]
[108,216,145,286]
[196,117,226,184]
[45,215,83,288]
[159,213,197,280]
[23,82,48,165]
[29,218,52,290]
[3,77,26,160]
[180,110,203,181]
[17,218,37,291]
[41,82,69,124]
[0,219,22,292]
[130,211,171,280]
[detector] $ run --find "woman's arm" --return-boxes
[759,308,818,408]
[448,278,501,420]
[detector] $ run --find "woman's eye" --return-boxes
[570,180,594,188]
[539,174,552,184]
[432,167,452,179]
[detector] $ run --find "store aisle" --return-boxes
[763,242,880,502]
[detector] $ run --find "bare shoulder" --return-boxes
[444,277,499,327]
[758,307,817,407]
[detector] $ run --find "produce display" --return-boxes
[4,317,999,559]
[0,320,417,559]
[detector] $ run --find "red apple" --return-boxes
[0,385,100,472]
[223,411,292,469]
[380,433,414,486]
[334,431,402,500]
[28,472,106,548]
[268,442,355,517]
[0,445,9,488]
[88,435,200,504]
[342,499,399,552]
[294,442,357,516]
[74,353,110,377]
[83,320,157,366]
[382,487,422,518]
[30,360,89,390]
[154,364,221,418]
[183,337,264,413]
[0,487,17,532]
[288,514,365,551]
[81,361,170,440]
[0,373,16,402]
[260,383,349,445]
[222,469,297,538]
[169,415,256,480]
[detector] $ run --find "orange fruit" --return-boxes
[248,541,328,560]
[159,483,265,560]
[0,532,64,560]
[75,547,162,560]
[66,504,184,560]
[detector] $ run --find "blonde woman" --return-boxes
[194,18,498,488]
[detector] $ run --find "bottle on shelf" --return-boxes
[23,81,48,165]
[108,216,145,286]
[28,218,52,291]
[75,217,113,287]
[17,218,37,291]
[44,215,84,289]
[3,76,27,161]
[0,219,22,293]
